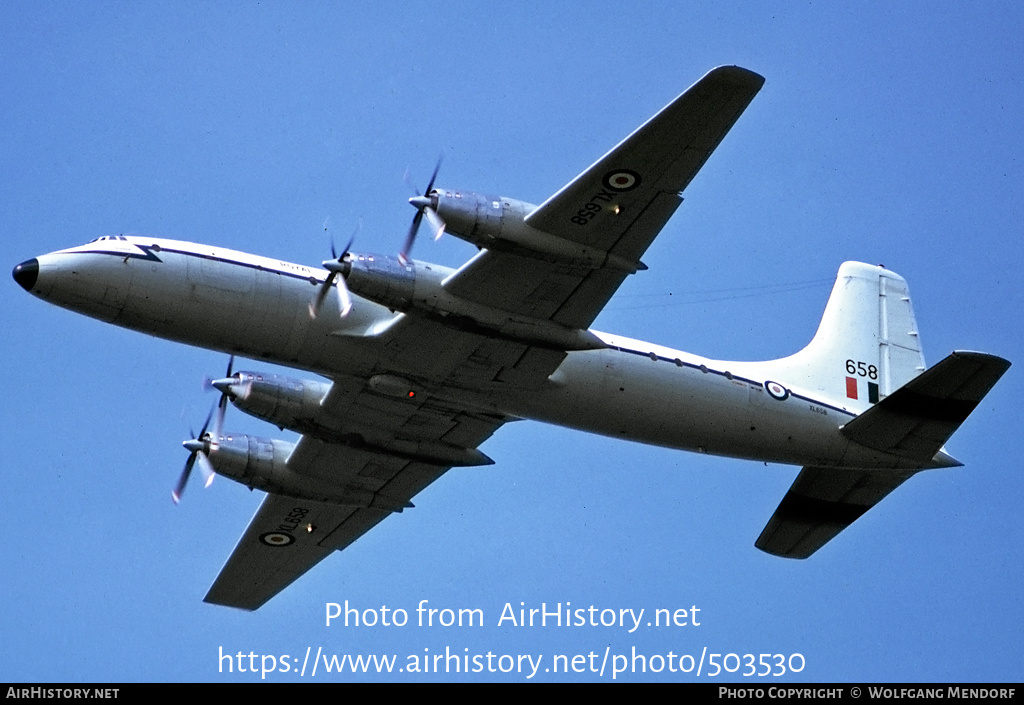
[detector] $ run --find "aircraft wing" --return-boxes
[444,66,765,330]
[754,466,915,560]
[205,378,507,610]
[204,492,393,610]
[205,68,766,608]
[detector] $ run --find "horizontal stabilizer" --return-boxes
[758,351,1009,559]
[841,351,1010,462]
[755,466,913,559]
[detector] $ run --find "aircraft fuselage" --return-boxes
[16,235,937,473]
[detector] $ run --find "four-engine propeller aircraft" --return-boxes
[12,66,1010,610]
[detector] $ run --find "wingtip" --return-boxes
[931,450,964,468]
[950,350,1012,371]
[707,65,766,89]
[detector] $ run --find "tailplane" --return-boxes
[753,264,1010,559]
[841,350,1010,464]
[756,351,1010,559]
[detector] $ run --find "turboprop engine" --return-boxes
[415,189,645,273]
[306,175,628,351]
[208,367,493,468]
[210,370,330,432]
[331,252,606,351]
[184,433,411,512]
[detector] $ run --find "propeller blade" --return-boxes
[172,452,196,504]
[197,405,214,439]
[173,404,216,504]
[424,205,446,241]
[241,377,253,400]
[424,153,443,195]
[310,226,357,318]
[211,392,228,449]
[206,354,237,450]
[308,271,338,318]
[400,154,445,263]
[340,227,357,260]
[337,276,353,317]
[196,450,216,488]
[399,210,423,265]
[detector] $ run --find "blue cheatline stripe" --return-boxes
[72,246,859,420]
[71,245,325,284]
[607,344,855,419]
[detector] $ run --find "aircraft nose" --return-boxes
[13,258,39,291]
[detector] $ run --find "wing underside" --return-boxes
[754,466,913,559]
[204,494,394,610]
[204,67,769,608]
[444,66,765,331]
[205,375,508,610]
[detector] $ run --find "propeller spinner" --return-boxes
[400,154,446,264]
[309,227,357,319]
[174,355,241,503]
[172,406,217,504]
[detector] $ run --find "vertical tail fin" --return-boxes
[754,264,1010,559]
[772,262,926,411]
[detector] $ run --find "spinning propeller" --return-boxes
[309,225,357,319]
[172,405,217,504]
[173,356,239,504]
[202,354,243,440]
[309,156,446,314]
[400,154,446,264]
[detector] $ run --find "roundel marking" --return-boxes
[602,170,642,192]
[260,531,295,547]
[764,380,790,401]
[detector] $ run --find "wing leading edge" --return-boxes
[525,65,765,261]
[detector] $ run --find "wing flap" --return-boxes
[755,466,913,559]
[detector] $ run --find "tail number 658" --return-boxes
[846,359,878,379]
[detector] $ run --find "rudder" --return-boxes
[769,262,926,411]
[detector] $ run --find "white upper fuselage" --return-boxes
[20,235,934,472]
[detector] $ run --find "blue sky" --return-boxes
[3,2,1022,682]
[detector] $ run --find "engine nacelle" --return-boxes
[218,371,494,466]
[341,252,605,351]
[433,190,507,247]
[204,434,410,511]
[225,372,331,431]
[432,190,643,273]
[343,254,451,313]
[202,434,291,490]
